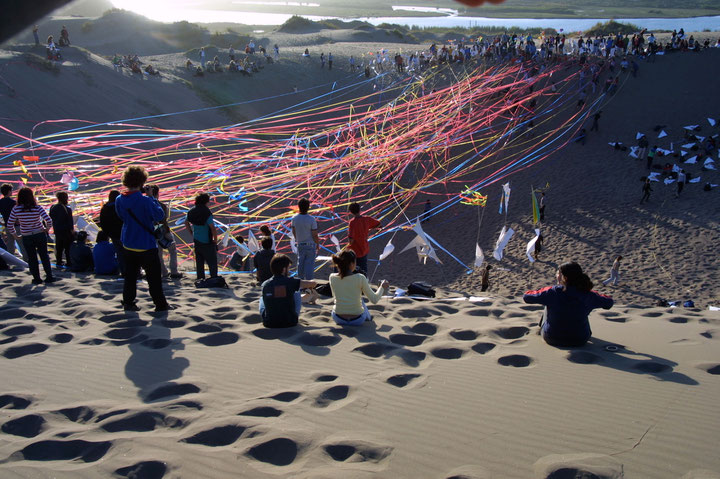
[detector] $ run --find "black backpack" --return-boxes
[408,281,435,298]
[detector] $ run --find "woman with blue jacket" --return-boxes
[115,166,169,312]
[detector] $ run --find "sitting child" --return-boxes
[229,234,252,271]
[93,230,118,275]
[253,237,275,285]
[260,254,317,328]
[69,231,94,272]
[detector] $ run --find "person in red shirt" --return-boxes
[347,203,380,275]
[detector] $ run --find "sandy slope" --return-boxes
[0,273,719,478]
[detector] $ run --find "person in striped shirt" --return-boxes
[8,187,57,284]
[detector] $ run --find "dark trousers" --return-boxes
[123,248,167,308]
[23,233,53,281]
[194,240,218,279]
[111,237,125,275]
[55,231,73,266]
[356,255,368,276]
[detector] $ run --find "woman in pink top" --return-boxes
[8,188,56,284]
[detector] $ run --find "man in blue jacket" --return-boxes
[115,166,170,312]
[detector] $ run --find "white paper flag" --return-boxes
[221,228,230,247]
[247,230,260,253]
[689,177,701,183]
[664,178,676,185]
[379,240,395,261]
[493,226,514,261]
[330,235,341,253]
[685,156,698,164]
[658,130,668,138]
[526,229,541,263]
[708,118,716,127]
[474,244,484,267]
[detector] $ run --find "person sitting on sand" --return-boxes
[69,231,94,273]
[228,234,252,271]
[329,250,388,326]
[524,261,613,347]
[195,66,204,77]
[228,59,237,72]
[186,59,194,70]
[253,237,275,285]
[59,26,70,46]
[131,62,142,74]
[260,254,317,328]
[93,230,118,275]
[144,64,159,76]
[303,48,310,57]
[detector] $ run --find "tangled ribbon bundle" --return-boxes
[0,58,591,269]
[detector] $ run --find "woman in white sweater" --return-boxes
[329,250,388,325]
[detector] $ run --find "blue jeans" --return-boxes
[259,291,302,317]
[297,243,316,280]
[332,302,371,326]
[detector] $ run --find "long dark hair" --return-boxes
[17,187,36,210]
[332,250,356,278]
[559,261,593,292]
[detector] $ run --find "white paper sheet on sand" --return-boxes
[657,130,668,138]
[689,177,701,183]
[709,118,717,127]
[628,147,638,158]
[636,132,645,140]
[0,248,27,268]
[709,305,720,311]
[648,172,660,182]
[664,178,676,185]
[685,156,698,164]
[657,148,673,156]
[672,164,681,173]
[682,143,695,149]
[526,228,540,263]
[493,226,514,261]
[684,125,700,130]
[330,235,341,253]
[247,230,260,253]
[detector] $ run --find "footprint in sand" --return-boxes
[430,347,466,360]
[2,343,49,359]
[144,383,201,402]
[491,326,530,340]
[238,406,283,418]
[669,316,689,324]
[115,461,167,478]
[0,308,27,320]
[50,333,73,344]
[0,394,33,410]
[566,351,604,365]
[449,330,479,341]
[409,323,438,336]
[18,439,112,462]
[698,364,720,375]
[471,342,497,355]
[2,414,46,438]
[252,328,297,340]
[295,332,341,347]
[100,411,183,433]
[182,424,247,447]
[267,391,302,402]
[352,343,397,359]
[386,373,422,388]
[396,309,433,319]
[313,385,351,408]
[314,374,338,382]
[2,325,35,337]
[56,406,95,423]
[323,441,393,463]
[497,354,535,368]
[188,323,223,333]
[196,331,239,346]
[160,319,186,329]
[246,437,301,466]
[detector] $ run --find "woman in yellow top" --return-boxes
[329,250,389,325]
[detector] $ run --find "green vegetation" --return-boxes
[584,20,643,36]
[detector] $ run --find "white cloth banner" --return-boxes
[247,230,260,253]
[0,248,27,268]
[493,226,514,261]
[526,228,541,263]
[379,240,395,261]
[474,244,484,267]
[221,228,231,247]
[330,235,341,253]
[503,182,511,214]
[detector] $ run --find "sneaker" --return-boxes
[122,301,140,312]
[169,272,184,279]
[31,278,43,285]
[44,276,57,283]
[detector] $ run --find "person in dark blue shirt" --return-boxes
[69,230,93,272]
[524,261,613,347]
[93,230,118,275]
[260,254,316,328]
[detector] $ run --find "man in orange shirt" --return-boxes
[347,203,380,275]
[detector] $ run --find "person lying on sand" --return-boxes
[329,250,388,326]
[260,254,317,328]
[523,261,613,347]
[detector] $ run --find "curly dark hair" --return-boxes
[121,166,148,189]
